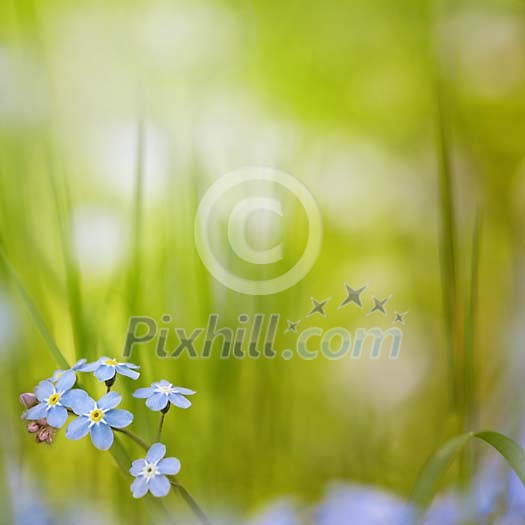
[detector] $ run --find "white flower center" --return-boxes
[156,383,175,394]
[141,462,159,480]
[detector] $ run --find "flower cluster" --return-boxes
[20,356,196,500]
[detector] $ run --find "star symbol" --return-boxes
[367,295,392,316]
[338,283,367,309]
[307,297,331,318]
[284,320,301,334]
[393,311,408,325]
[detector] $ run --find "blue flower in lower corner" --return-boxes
[130,443,181,498]
[66,391,133,450]
[49,359,87,383]
[80,357,140,382]
[133,380,195,412]
[23,373,85,429]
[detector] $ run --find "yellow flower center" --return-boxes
[48,393,61,406]
[90,409,104,422]
[104,359,118,366]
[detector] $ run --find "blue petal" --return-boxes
[133,387,155,399]
[94,365,116,382]
[131,477,149,498]
[50,370,65,383]
[72,358,87,370]
[168,393,191,409]
[146,393,169,412]
[66,416,91,440]
[116,365,140,380]
[123,362,140,370]
[130,459,146,476]
[98,391,121,410]
[90,423,114,450]
[61,388,89,409]
[156,379,171,388]
[56,370,76,393]
[78,361,99,372]
[47,406,68,428]
[104,409,133,428]
[146,443,166,464]
[24,403,48,420]
[149,475,171,497]
[70,394,96,416]
[34,381,54,402]
[173,387,196,395]
[157,458,181,476]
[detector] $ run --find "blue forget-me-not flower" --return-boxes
[66,391,133,450]
[23,373,85,429]
[80,357,140,382]
[130,443,181,498]
[49,359,87,383]
[133,380,195,411]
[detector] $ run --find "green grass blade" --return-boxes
[0,243,70,370]
[475,431,525,483]
[46,159,88,360]
[435,82,460,408]
[410,432,472,509]
[411,431,525,516]
[464,214,481,431]
[128,117,145,318]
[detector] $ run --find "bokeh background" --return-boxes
[1,0,525,523]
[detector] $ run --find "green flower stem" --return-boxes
[113,427,149,451]
[157,412,166,442]
[170,481,211,525]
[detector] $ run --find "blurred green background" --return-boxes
[1,0,525,523]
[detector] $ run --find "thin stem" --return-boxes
[114,427,149,451]
[157,412,166,442]
[170,481,211,525]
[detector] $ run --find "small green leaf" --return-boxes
[410,432,472,509]
[411,431,525,519]
[476,431,525,484]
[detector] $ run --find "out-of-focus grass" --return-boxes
[1,0,525,523]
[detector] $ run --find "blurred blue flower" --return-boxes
[248,499,301,525]
[133,380,195,411]
[422,492,469,525]
[130,442,181,498]
[6,458,55,525]
[65,391,133,450]
[314,483,415,525]
[80,356,140,382]
[497,424,525,524]
[49,359,87,383]
[23,373,85,429]
[422,456,510,525]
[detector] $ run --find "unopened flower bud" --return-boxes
[27,422,40,433]
[19,393,37,409]
[36,426,55,445]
